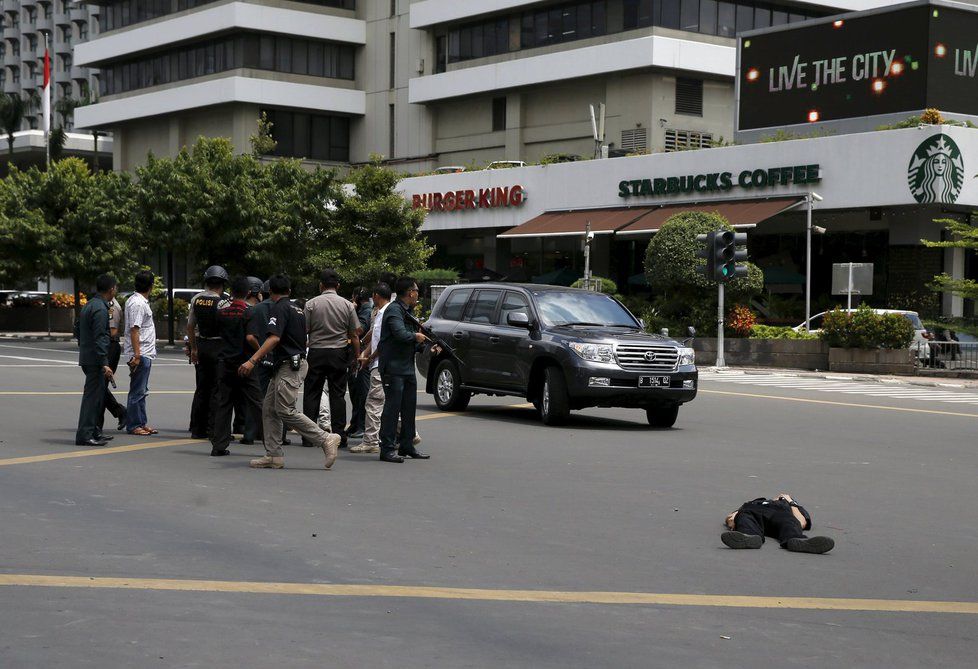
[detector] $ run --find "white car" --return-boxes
[794,309,931,359]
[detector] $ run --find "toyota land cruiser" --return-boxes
[417,284,697,426]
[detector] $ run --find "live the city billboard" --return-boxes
[737,0,978,132]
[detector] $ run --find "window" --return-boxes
[390,0,396,17]
[699,0,717,35]
[264,109,350,162]
[717,1,736,37]
[440,289,473,321]
[498,292,530,326]
[664,129,713,151]
[389,104,395,158]
[675,77,703,116]
[680,0,699,32]
[492,97,506,132]
[465,290,502,324]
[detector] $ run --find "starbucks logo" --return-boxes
[908,134,964,204]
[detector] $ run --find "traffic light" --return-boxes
[695,232,717,281]
[715,230,749,283]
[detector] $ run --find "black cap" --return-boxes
[247,276,263,296]
[203,265,229,282]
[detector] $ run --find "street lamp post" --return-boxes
[805,192,823,333]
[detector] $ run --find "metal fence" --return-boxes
[915,341,978,371]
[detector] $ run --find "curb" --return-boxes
[702,367,978,389]
[0,334,187,351]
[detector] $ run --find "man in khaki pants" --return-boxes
[238,274,341,469]
[351,283,392,454]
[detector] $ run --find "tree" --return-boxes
[0,167,58,285]
[0,95,26,157]
[322,158,433,286]
[922,214,978,300]
[250,112,277,157]
[644,210,764,335]
[24,159,135,319]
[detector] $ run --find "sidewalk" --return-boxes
[702,366,978,389]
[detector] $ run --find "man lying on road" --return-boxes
[722,493,835,554]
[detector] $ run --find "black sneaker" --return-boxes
[721,531,763,549]
[783,536,835,554]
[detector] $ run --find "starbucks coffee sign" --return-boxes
[908,134,964,204]
[618,164,821,199]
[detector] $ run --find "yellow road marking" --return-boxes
[0,439,202,467]
[0,573,974,614]
[700,389,978,419]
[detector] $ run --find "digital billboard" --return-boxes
[737,2,978,132]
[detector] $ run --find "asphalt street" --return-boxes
[0,341,976,668]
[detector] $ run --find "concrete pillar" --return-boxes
[168,116,182,156]
[505,92,524,160]
[943,247,965,317]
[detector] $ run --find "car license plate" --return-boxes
[639,376,671,388]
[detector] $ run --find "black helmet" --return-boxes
[203,265,229,282]
[247,276,263,296]
[261,280,271,295]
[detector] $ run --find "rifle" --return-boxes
[404,311,466,367]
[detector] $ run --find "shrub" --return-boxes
[750,324,818,340]
[819,306,914,349]
[726,304,756,337]
[51,292,87,308]
[414,268,458,285]
[151,297,189,321]
[571,275,618,294]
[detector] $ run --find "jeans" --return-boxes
[379,373,417,456]
[125,356,153,432]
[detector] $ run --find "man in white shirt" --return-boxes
[122,270,158,436]
[349,283,391,454]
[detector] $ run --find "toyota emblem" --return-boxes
[644,351,657,362]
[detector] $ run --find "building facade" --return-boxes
[74,1,890,171]
[1,0,101,129]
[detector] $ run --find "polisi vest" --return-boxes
[193,293,222,338]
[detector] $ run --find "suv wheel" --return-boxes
[646,404,679,428]
[540,366,570,425]
[434,360,471,411]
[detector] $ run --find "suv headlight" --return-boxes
[677,347,695,366]
[568,342,614,363]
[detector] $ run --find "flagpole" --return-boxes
[43,32,50,169]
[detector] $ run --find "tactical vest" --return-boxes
[193,293,222,338]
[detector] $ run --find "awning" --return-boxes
[497,207,656,238]
[615,197,804,235]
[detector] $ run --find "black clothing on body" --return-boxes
[76,365,106,444]
[733,498,812,547]
[192,293,222,338]
[77,295,111,368]
[266,297,307,366]
[216,298,253,361]
[210,359,263,454]
[379,373,418,458]
[302,347,352,446]
[378,299,422,376]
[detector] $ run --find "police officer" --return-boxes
[187,265,229,440]
[247,279,289,445]
[210,276,264,457]
[75,274,117,446]
[239,274,341,470]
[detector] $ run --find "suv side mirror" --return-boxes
[507,312,531,328]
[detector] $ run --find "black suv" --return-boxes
[417,284,698,426]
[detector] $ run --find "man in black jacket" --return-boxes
[721,493,835,554]
[377,277,439,463]
[75,274,117,446]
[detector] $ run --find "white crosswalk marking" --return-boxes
[705,372,978,406]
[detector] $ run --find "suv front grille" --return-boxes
[615,344,679,372]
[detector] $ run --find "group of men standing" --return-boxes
[183,267,435,468]
[75,270,158,445]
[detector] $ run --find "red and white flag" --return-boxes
[42,46,51,136]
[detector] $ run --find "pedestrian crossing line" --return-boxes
[0,439,204,467]
[706,374,978,406]
[0,573,975,614]
[700,389,978,419]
